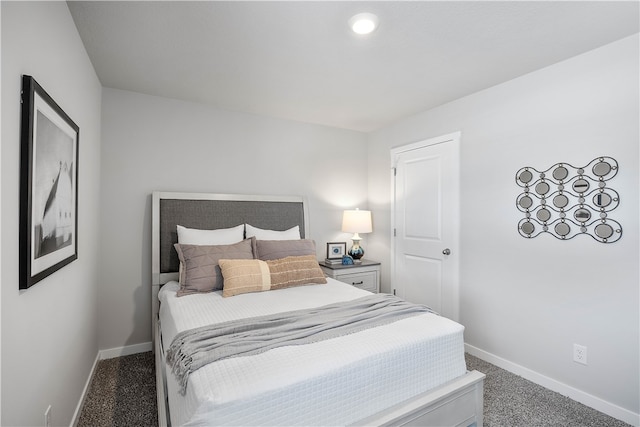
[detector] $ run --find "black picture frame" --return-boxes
[20,75,79,289]
[326,242,347,260]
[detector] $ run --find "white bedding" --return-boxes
[158,278,467,426]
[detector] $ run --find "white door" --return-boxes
[391,132,460,321]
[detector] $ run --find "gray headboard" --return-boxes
[152,191,309,286]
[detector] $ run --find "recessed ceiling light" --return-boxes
[349,13,379,35]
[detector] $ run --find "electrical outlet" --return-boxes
[573,344,588,365]
[44,405,51,427]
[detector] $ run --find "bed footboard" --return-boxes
[155,318,170,427]
[354,370,485,427]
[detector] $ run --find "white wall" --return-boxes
[0,4,3,422]
[1,2,102,426]
[98,88,368,350]
[367,35,639,423]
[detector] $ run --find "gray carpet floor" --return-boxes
[77,352,630,427]
[464,354,630,427]
[77,352,157,427]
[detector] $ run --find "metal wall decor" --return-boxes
[516,156,622,243]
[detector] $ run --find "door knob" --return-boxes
[442,248,451,255]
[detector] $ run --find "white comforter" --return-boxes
[159,279,466,426]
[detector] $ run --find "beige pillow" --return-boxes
[266,255,327,290]
[219,259,271,297]
[174,238,255,296]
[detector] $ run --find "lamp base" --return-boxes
[348,240,364,263]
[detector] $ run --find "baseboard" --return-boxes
[70,353,100,427]
[99,341,153,360]
[465,344,639,427]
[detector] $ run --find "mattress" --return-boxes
[158,278,467,426]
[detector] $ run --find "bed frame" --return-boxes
[151,191,484,427]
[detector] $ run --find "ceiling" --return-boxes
[68,1,639,132]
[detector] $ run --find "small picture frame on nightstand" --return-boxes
[326,242,346,260]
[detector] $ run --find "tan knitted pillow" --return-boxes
[219,259,271,297]
[266,255,327,290]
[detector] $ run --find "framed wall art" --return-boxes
[326,242,347,260]
[20,75,79,289]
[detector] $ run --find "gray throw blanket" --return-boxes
[166,293,435,394]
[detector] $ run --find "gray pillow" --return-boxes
[174,237,255,296]
[255,239,316,261]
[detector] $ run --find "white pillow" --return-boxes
[177,224,245,245]
[245,224,301,240]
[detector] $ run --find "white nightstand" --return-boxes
[319,260,380,293]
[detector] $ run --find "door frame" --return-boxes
[390,131,461,321]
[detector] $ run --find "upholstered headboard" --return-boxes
[151,191,309,342]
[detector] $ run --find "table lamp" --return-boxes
[342,209,372,263]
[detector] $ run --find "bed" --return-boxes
[151,191,484,426]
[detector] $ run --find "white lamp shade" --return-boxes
[341,209,372,234]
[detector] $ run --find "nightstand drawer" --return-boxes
[336,271,377,293]
[319,260,380,293]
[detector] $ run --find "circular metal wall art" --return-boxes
[515,156,621,243]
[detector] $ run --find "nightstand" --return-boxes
[319,260,380,293]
